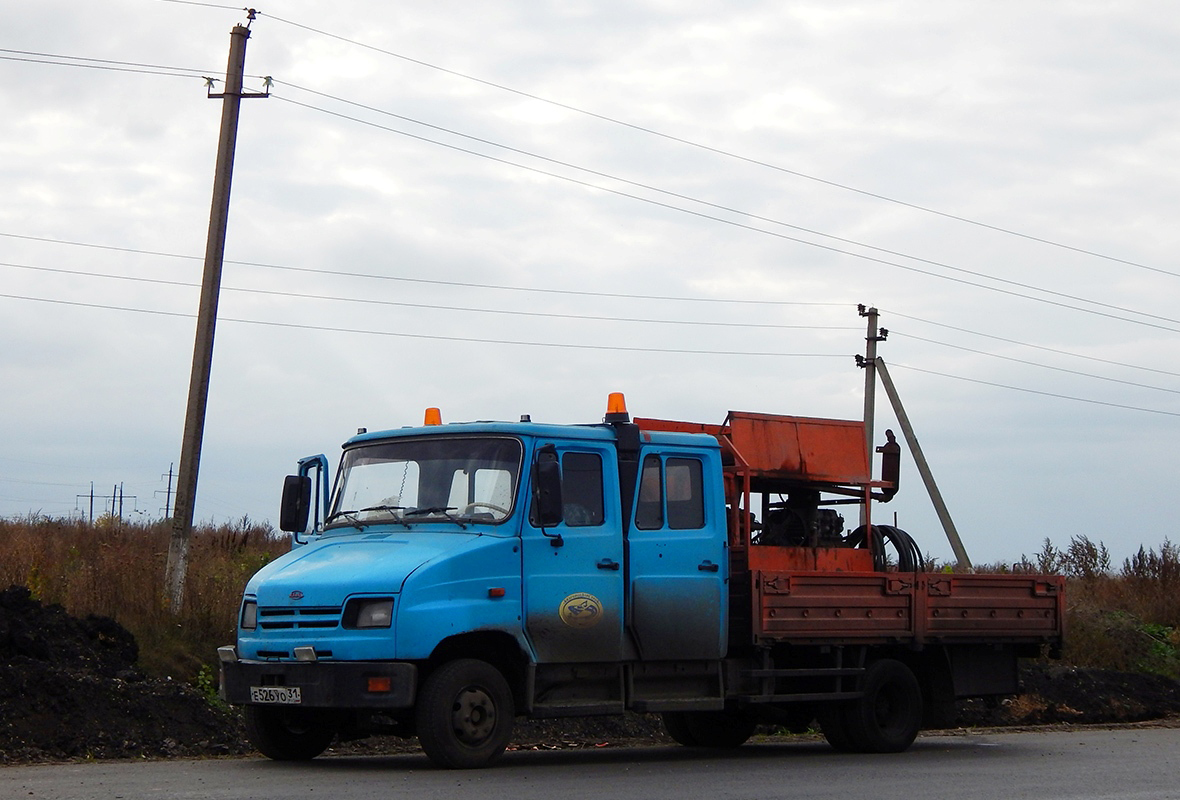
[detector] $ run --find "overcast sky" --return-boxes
[2,0,1177,568]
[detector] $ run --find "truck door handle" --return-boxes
[698,561,719,572]
[597,558,620,571]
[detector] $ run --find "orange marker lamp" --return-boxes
[604,392,630,424]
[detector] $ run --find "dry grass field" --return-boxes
[1,516,1177,684]
[0,515,286,680]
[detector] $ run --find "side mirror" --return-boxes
[533,444,564,529]
[279,474,312,533]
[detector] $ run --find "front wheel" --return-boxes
[244,706,336,761]
[842,659,923,753]
[416,659,515,769]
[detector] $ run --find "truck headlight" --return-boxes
[344,598,394,629]
[241,600,257,630]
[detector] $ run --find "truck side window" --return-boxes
[561,452,604,527]
[634,454,663,530]
[666,457,705,529]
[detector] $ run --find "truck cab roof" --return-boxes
[343,419,721,452]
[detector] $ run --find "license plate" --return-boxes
[250,686,302,705]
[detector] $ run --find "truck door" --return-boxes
[627,450,728,660]
[522,445,625,663]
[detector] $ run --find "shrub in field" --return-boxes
[1121,540,1180,625]
[1008,535,1180,680]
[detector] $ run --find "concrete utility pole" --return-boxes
[166,18,267,612]
[859,305,884,526]
[874,357,973,570]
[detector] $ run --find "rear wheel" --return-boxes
[661,711,700,746]
[818,704,857,752]
[416,658,515,769]
[662,710,755,748]
[842,659,922,753]
[244,706,336,761]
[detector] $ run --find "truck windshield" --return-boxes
[328,436,523,529]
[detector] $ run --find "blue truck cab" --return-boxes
[220,395,729,768]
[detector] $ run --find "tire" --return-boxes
[661,711,700,746]
[663,710,755,749]
[416,659,515,769]
[842,659,923,753]
[244,705,336,761]
[817,704,857,752]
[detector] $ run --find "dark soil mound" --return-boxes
[0,585,138,676]
[0,586,248,764]
[957,662,1180,727]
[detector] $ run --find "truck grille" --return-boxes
[257,606,341,630]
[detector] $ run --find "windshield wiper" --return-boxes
[324,510,364,530]
[359,504,411,529]
[404,506,467,529]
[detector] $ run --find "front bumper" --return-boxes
[221,658,418,709]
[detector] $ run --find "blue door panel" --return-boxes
[626,448,727,660]
[631,575,724,659]
[522,442,624,663]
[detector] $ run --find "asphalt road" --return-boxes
[4,728,1179,800]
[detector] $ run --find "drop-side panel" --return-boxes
[925,574,1064,640]
[751,571,1065,647]
[753,570,915,644]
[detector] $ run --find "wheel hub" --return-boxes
[451,686,496,744]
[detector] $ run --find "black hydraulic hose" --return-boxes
[845,525,926,572]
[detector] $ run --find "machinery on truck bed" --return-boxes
[219,393,1064,769]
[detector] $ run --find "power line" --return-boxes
[24,14,1163,287]
[272,94,1180,334]
[883,309,1180,380]
[8,258,1179,396]
[158,0,244,9]
[0,292,844,359]
[1,477,89,488]
[0,47,269,82]
[0,260,855,332]
[279,80,1180,330]
[5,48,1174,327]
[890,332,1180,396]
[3,290,1178,419]
[6,231,1178,390]
[0,48,211,77]
[256,11,1179,281]
[4,231,1177,384]
[0,231,843,308]
[888,362,1180,419]
[0,52,204,80]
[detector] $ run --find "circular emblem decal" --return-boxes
[559,592,603,629]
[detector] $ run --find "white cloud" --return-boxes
[1,0,1177,564]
